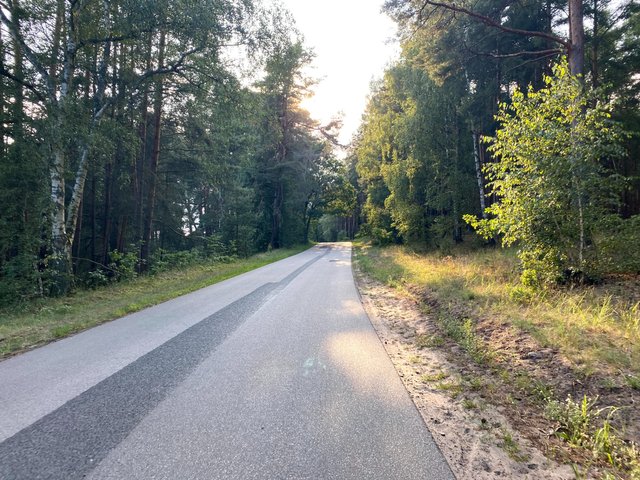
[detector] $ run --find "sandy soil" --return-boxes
[355,272,577,480]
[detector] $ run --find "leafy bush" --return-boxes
[84,270,110,289]
[371,227,394,246]
[546,394,640,475]
[596,215,640,274]
[465,59,627,286]
[108,249,138,282]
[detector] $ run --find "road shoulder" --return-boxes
[355,270,574,480]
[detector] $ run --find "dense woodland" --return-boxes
[1,0,639,304]
[352,0,640,285]
[0,0,355,302]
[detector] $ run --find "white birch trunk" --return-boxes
[472,132,487,219]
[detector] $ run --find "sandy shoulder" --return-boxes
[355,271,575,480]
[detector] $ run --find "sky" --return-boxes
[276,0,400,146]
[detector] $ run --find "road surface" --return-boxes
[0,244,454,480]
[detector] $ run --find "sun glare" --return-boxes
[278,0,399,144]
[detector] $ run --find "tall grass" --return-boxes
[354,242,640,379]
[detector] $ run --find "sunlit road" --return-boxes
[0,244,454,480]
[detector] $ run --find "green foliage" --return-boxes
[0,2,353,306]
[465,59,628,285]
[546,394,640,474]
[354,63,477,246]
[108,250,139,282]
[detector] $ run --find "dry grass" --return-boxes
[355,242,640,380]
[354,241,640,478]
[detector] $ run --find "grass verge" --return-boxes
[354,241,639,379]
[0,245,310,359]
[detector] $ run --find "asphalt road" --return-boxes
[0,243,454,480]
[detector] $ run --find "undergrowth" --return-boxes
[0,245,310,358]
[546,395,640,479]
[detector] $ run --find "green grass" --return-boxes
[353,241,640,379]
[499,430,530,462]
[420,371,449,383]
[0,245,310,359]
[416,333,445,349]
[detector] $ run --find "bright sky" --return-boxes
[276,0,400,146]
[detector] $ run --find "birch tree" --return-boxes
[0,0,253,293]
[464,60,625,284]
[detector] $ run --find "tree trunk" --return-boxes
[11,0,23,142]
[568,0,585,77]
[50,146,71,295]
[270,183,283,248]
[140,29,166,271]
[135,34,153,261]
[101,157,113,265]
[0,26,4,157]
[49,0,64,81]
[591,0,600,87]
[472,132,487,219]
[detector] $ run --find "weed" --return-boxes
[421,371,448,383]
[439,313,489,364]
[409,355,422,364]
[545,395,604,447]
[601,377,618,391]
[499,430,530,462]
[545,394,640,474]
[435,381,463,399]
[626,374,640,391]
[462,399,477,410]
[416,334,444,349]
[465,375,484,391]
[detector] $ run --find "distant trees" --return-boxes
[0,1,352,302]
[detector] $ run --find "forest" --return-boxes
[0,0,639,300]
[353,0,639,286]
[0,0,356,303]
[1,1,639,476]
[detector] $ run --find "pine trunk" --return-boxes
[568,0,585,77]
[140,30,166,271]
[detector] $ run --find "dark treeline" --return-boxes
[0,0,355,303]
[351,0,640,284]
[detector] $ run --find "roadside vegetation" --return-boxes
[354,241,640,479]
[0,245,309,360]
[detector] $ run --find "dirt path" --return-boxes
[355,272,576,480]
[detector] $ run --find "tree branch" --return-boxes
[0,8,55,101]
[462,39,564,59]
[0,65,46,101]
[417,0,570,48]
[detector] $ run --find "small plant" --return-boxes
[499,430,530,462]
[546,394,640,475]
[462,399,477,410]
[409,355,422,364]
[421,371,448,383]
[435,381,463,399]
[416,333,445,349]
[545,395,605,448]
[108,249,138,281]
[626,374,640,391]
[466,375,484,391]
[84,270,110,289]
